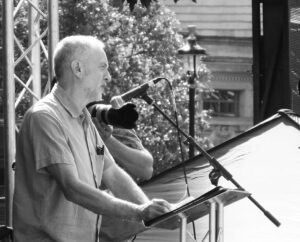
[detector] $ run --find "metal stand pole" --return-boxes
[209,200,224,242]
[179,215,187,242]
[217,202,224,242]
[209,202,216,242]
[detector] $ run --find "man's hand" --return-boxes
[137,199,172,223]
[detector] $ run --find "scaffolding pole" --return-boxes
[3,0,16,227]
[47,0,59,92]
[2,0,59,229]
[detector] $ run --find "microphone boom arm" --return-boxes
[141,94,281,227]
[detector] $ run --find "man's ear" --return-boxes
[71,60,83,78]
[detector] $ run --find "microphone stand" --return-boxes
[141,94,281,227]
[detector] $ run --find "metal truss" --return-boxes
[2,0,59,227]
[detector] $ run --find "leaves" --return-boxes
[120,0,198,10]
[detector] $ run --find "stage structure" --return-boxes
[2,0,59,227]
[252,0,300,122]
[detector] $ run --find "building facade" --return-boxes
[163,0,253,146]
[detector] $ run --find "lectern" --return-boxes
[144,186,250,242]
[99,187,250,242]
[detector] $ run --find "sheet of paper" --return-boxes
[171,196,195,210]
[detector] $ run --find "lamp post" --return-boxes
[178,25,207,159]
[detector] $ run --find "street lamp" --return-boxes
[178,25,207,159]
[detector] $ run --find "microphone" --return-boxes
[120,77,164,102]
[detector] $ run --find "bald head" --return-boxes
[53,35,105,80]
[52,35,111,105]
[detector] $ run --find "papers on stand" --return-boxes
[171,196,195,211]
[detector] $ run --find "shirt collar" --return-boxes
[52,84,91,121]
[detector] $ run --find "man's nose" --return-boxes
[104,72,111,82]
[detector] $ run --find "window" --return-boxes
[203,89,239,117]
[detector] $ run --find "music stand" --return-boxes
[144,186,250,242]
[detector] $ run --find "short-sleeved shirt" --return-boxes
[99,129,145,242]
[13,84,113,242]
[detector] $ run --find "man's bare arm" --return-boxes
[46,163,170,222]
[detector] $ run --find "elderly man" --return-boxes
[13,35,171,242]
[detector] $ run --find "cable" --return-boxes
[130,234,137,242]
[161,77,197,241]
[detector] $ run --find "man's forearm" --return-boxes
[73,182,142,221]
[103,164,149,204]
[46,164,143,221]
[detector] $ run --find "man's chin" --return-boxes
[91,91,102,102]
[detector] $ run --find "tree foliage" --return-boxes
[9,0,212,175]
[110,0,197,10]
